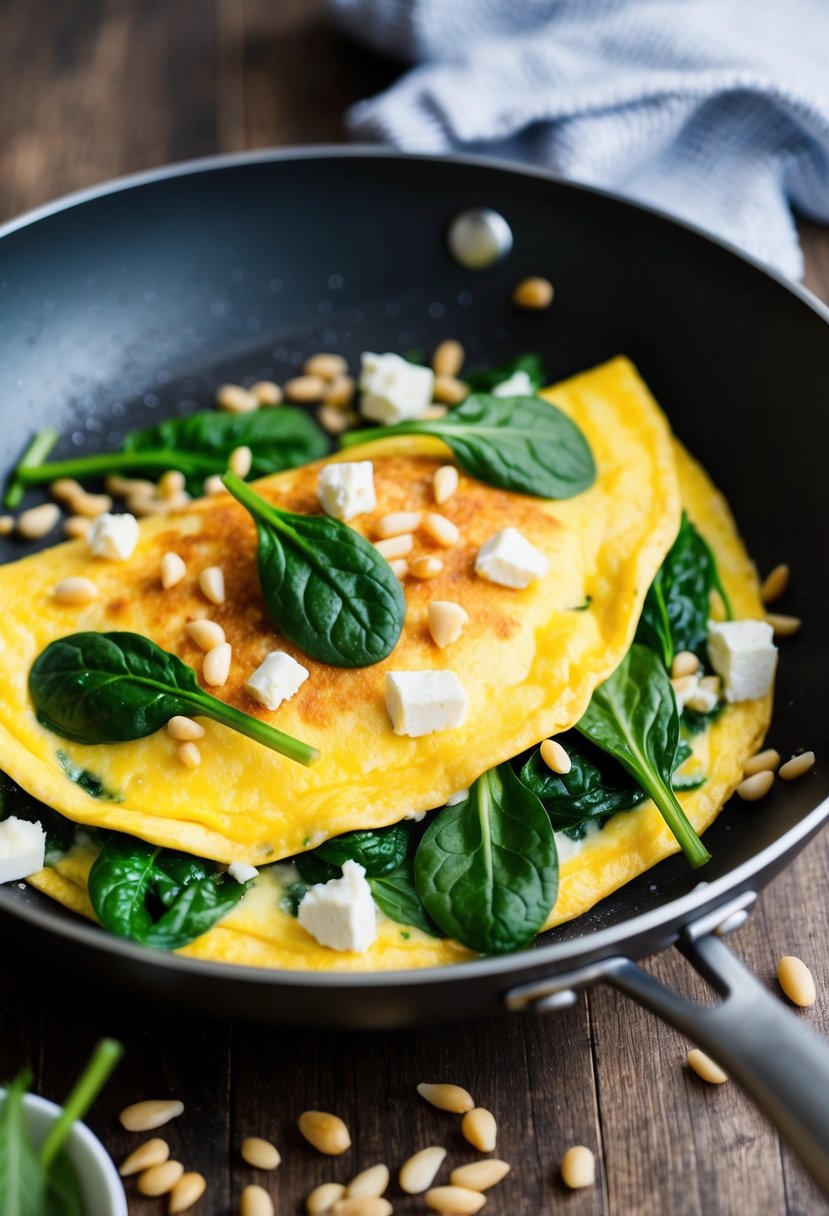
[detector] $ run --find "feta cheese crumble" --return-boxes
[244,651,309,711]
[0,817,46,885]
[475,526,548,589]
[492,369,535,398]
[707,619,777,702]
[228,861,259,884]
[385,670,467,737]
[87,512,139,561]
[360,352,435,424]
[317,461,376,522]
[297,859,378,953]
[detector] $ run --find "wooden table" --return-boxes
[1,4,827,1213]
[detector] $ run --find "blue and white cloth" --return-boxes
[328,0,829,279]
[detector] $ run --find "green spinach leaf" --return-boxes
[314,824,409,876]
[519,738,647,837]
[44,1153,84,1216]
[464,353,545,394]
[0,1073,44,1216]
[369,848,443,939]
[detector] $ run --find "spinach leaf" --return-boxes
[29,631,318,766]
[314,824,409,876]
[464,353,545,394]
[293,852,339,886]
[223,473,405,667]
[341,392,595,500]
[44,1153,83,1216]
[0,772,74,855]
[0,1073,44,1216]
[370,849,443,939]
[88,835,246,950]
[576,644,711,868]
[519,737,647,837]
[414,763,558,954]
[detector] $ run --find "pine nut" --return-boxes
[425,1185,486,1213]
[433,465,459,505]
[766,612,801,638]
[53,577,99,605]
[699,674,721,696]
[671,650,700,678]
[0,515,14,535]
[332,1200,392,1216]
[375,534,414,560]
[177,742,201,768]
[375,511,422,539]
[427,601,468,649]
[512,275,554,310]
[202,642,231,687]
[73,491,113,518]
[417,1082,474,1113]
[229,445,253,478]
[64,515,92,538]
[120,1098,184,1131]
[128,492,165,516]
[187,619,226,651]
[540,738,571,775]
[461,1107,497,1152]
[240,1185,274,1216]
[306,1182,346,1213]
[252,380,283,406]
[432,339,465,378]
[743,748,781,776]
[17,502,60,540]
[687,1048,729,1084]
[241,1137,281,1170]
[450,1160,510,1192]
[167,716,205,742]
[159,470,187,500]
[324,375,356,409]
[199,566,225,605]
[762,563,790,604]
[399,1146,447,1194]
[169,1172,207,1213]
[106,475,155,497]
[780,751,815,781]
[422,513,459,548]
[560,1145,596,1188]
[217,384,258,413]
[347,1163,389,1198]
[285,374,326,403]
[778,955,816,1007]
[297,1110,351,1155]
[411,555,443,579]
[50,478,84,503]
[119,1138,170,1176]
[137,1160,184,1196]
[318,405,355,434]
[305,353,348,380]
[736,770,775,801]
[389,559,409,579]
[433,375,469,406]
[204,475,225,496]
[161,552,187,589]
[423,404,449,420]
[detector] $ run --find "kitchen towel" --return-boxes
[328,0,829,279]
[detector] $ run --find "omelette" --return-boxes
[0,357,774,971]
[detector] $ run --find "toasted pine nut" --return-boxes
[298,1110,351,1155]
[128,492,165,516]
[671,650,700,678]
[332,1199,392,1216]
[375,534,414,560]
[137,1160,184,1196]
[167,716,205,742]
[512,275,554,310]
[204,475,225,496]
[736,770,775,801]
[72,491,113,518]
[285,374,326,403]
[187,619,226,651]
[421,513,460,548]
[177,742,201,768]
[252,380,282,406]
[161,552,187,589]
[389,559,409,579]
[306,1182,346,1212]
[324,375,356,409]
[411,555,443,579]
[540,738,571,775]
[120,1098,184,1132]
[427,601,468,649]
[347,1164,389,1199]
[762,563,790,604]
[423,404,449,420]
[217,383,258,413]
[743,748,781,776]
[318,405,355,434]
[778,955,816,1007]
[241,1137,281,1170]
[64,515,92,538]
[106,475,155,497]
[50,478,84,503]
[203,642,231,687]
[229,445,253,478]
[425,1185,486,1213]
[687,1048,728,1084]
[119,1138,170,1176]
[780,751,815,781]
[433,375,469,406]
[461,1107,497,1152]
[375,511,422,539]
[433,465,459,505]
[305,353,348,380]
[450,1160,511,1192]
[0,515,14,535]
[53,577,99,605]
[199,566,225,605]
[17,502,60,540]
[432,339,465,378]
[169,1171,207,1213]
[560,1145,596,1188]
[698,674,721,696]
[417,1082,474,1113]
[240,1185,274,1216]
[399,1147,447,1194]
[159,470,187,500]
[767,612,801,638]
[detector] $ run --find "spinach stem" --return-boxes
[195,692,319,767]
[38,1038,123,1170]
[11,448,222,488]
[4,428,59,508]
[636,771,711,869]
[340,422,424,448]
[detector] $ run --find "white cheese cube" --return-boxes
[360,352,435,424]
[227,861,259,884]
[445,788,470,805]
[475,526,548,589]
[244,651,309,711]
[707,619,777,702]
[0,817,46,884]
[297,860,378,953]
[317,461,376,522]
[686,679,721,715]
[87,512,139,561]
[492,369,535,398]
[385,670,467,737]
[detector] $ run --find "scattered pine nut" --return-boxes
[432,339,465,378]
[202,642,232,687]
[204,475,225,496]
[285,374,327,403]
[0,515,14,536]
[17,502,60,540]
[389,559,409,579]
[324,375,356,409]
[229,445,253,478]
[461,1107,497,1153]
[766,612,801,638]
[425,1185,486,1214]
[252,380,283,406]
[421,512,460,548]
[450,1160,511,1192]
[167,716,205,742]
[762,563,790,604]
[177,742,202,768]
[50,478,84,503]
[687,1049,728,1085]
[560,1145,596,1188]
[411,555,443,579]
[432,375,469,406]
[161,552,187,589]
[423,404,449,420]
[306,1182,346,1213]
[120,1098,184,1132]
[318,406,355,434]
[417,1082,474,1113]
[106,475,155,497]
[71,491,113,518]
[119,1138,170,1176]
[137,1160,185,1196]
[159,470,187,500]
[199,566,225,605]
[375,534,414,560]
[187,619,226,651]
[52,577,99,605]
[540,738,571,776]
[346,1164,390,1199]
[736,770,775,801]
[240,1185,274,1216]
[169,1171,207,1213]
[433,465,459,505]
[743,748,781,776]
[512,276,554,310]
[399,1146,447,1194]
[297,1110,351,1155]
[780,751,815,781]
[375,511,422,539]
[427,601,468,649]
[305,353,349,380]
[64,515,92,538]
[671,650,700,678]
[332,1199,392,1216]
[778,955,816,1007]
[217,384,258,413]
[241,1137,281,1170]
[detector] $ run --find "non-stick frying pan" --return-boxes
[1,148,828,1188]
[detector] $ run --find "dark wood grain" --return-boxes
[0,3,828,1215]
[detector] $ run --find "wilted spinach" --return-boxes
[519,736,647,839]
